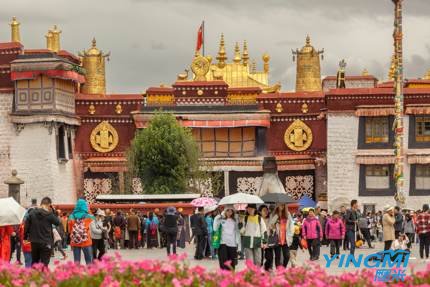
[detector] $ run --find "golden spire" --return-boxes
[362,68,369,76]
[79,38,110,95]
[292,35,323,92]
[50,25,61,52]
[216,33,227,68]
[45,31,53,51]
[424,69,430,80]
[262,53,270,73]
[233,42,241,63]
[10,17,21,43]
[242,40,249,66]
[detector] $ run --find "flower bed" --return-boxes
[0,254,429,287]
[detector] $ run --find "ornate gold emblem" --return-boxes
[115,104,123,114]
[191,54,211,81]
[275,102,283,113]
[197,89,204,96]
[301,103,309,114]
[90,121,119,153]
[284,120,313,151]
[88,104,96,115]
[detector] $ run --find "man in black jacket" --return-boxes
[24,197,60,267]
[345,199,359,255]
[194,207,208,260]
[394,206,404,238]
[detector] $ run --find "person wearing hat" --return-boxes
[383,206,396,250]
[240,204,267,266]
[213,205,241,270]
[90,209,107,260]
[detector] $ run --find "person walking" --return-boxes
[162,207,178,256]
[52,224,67,260]
[145,212,160,249]
[240,204,267,266]
[382,206,396,251]
[289,222,303,267]
[205,211,215,259]
[90,209,107,260]
[403,213,415,249]
[394,206,404,239]
[259,205,273,271]
[358,213,373,248]
[10,225,22,264]
[269,204,294,268]
[345,200,359,255]
[127,210,140,250]
[194,207,208,260]
[176,209,187,249]
[213,206,241,270]
[302,208,323,261]
[68,199,95,265]
[24,197,60,267]
[103,209,113,249]
[416,204,430,260]
[325,210,345,258]
[19,223,31,267]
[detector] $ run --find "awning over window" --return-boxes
[355,150,395,164]
[355,105,395,117]
[405,105,430,115]
[407,154,430,164]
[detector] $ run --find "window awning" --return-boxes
[355,150,395,164]
[355,105,395,117]
[405,105,430,115]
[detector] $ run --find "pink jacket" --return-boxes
[325,218,345,240]
[302,216,323,240]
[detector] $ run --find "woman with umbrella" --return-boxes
[213,205,241,270]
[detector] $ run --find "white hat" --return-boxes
[96,209,106,216]
[384,205,394,212]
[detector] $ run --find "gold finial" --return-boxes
[424,69,430,80]
[10,16,21,43]
[50,25,62,52]
[79,38,109,94]
[292,35,323,92]
[362,68,369,76]
[233,42,241,63]
[216,33,227,68]
[45,31,53,50]
[251,59,257,73]
[242,40,249,66]
[262,53,270,73]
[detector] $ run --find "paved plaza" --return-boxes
[37,241,429,275]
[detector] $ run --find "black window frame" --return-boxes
[67,129,73,159]
[56,125,67,161]
[359,164,395,196]
[408,115,430,149]
[358,116,394,149]
[409,164,430,196]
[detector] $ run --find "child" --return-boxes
[392,234,410,252]
[289,222,303,267]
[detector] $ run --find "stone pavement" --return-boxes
[41,241,429,275]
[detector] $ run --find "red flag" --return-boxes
[196,23,203,52]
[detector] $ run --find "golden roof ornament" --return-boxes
[336,59,346,89]
[10,17,21,43]
[216,33,227,68]
[191,53,211,81]
[50,25,61,53]
[79,38,110,95]
[233,42,241,63]
[284,119,313,151]
[242,40,249,66]
[362,68,369,76]
[292,35,323,92]
[262,53,270,73]
[45,31,53,50]
[251,60,257,73]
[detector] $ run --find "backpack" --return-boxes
[114,226,122,239]
[149,221,158,236]
[70,219,88,245]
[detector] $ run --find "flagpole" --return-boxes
[202,20,205,56]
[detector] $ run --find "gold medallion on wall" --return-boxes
[90,121,119,153]
[284,119,313,151]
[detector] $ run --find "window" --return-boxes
[365,117,389,143]
[67,131,73,159]
[410,164,430,195]
[416,117,430,142]
[358,117,393,149]
[359,165,394,196]
[57,125,67,161]
[193,127,256,158]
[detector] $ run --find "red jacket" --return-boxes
[0,226,14,261]
[302,216,323,240]
[325,218,345,240]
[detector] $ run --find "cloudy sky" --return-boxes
[1,0,429,93]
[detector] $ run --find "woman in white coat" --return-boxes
[269,204,295,268]
[213,205,241,270]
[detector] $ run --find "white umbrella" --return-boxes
[204,205,218,214]
[0,197,26,226]
[218,193,264,206]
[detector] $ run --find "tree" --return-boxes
[127,112,200,194]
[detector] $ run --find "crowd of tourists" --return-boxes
[1,197,430,271]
